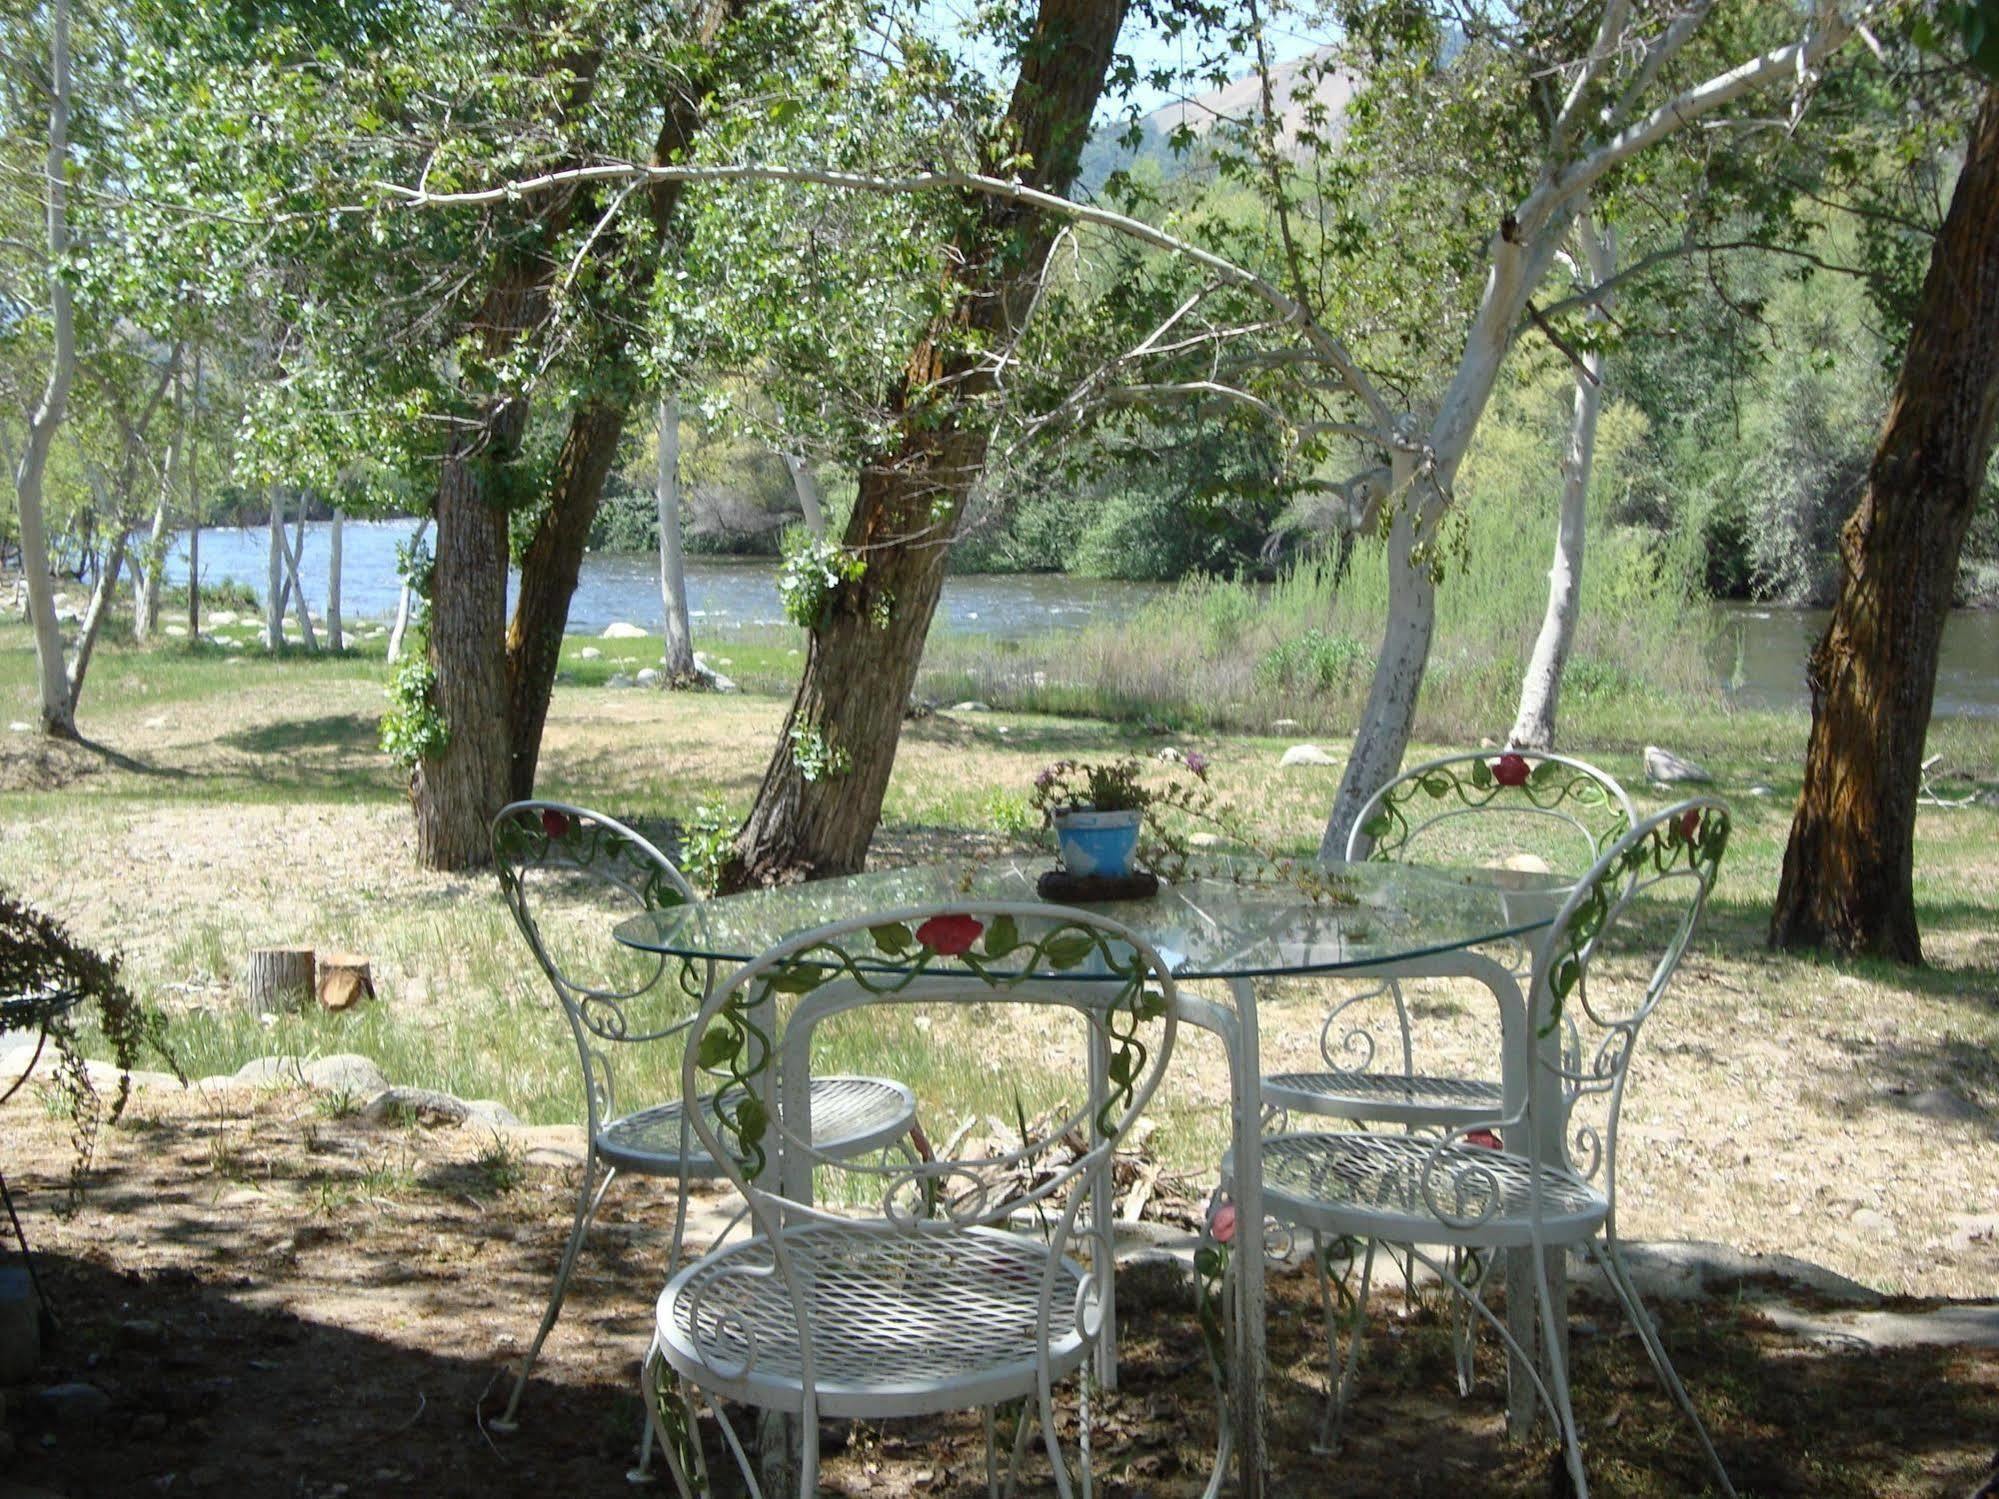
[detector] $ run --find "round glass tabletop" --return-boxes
[613,857,1568,981]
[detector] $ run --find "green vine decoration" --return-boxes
[646,1352,703,1485]
[1360,754,1629,863]
[695,912,1165,1179]
[1542,802,1730,1032]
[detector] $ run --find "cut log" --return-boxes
[315,953,374,1012]
[244,946,314,1013]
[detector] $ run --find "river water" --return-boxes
[161,517,1998,718]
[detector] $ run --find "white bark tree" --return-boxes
[1509,217,1617,751]
[14,0,78,737]
[263,486,283,648]
[186,349,202,640]
[385,516,431,663]
[132,373,184,642]
[783,451,827,537]
[656,394,698,681]
[327,508,344,650]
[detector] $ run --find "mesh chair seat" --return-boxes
[1231,1131,1606,1249]
[1264,1068,1505,1125]
[601,1075,915,1176]
[657,1223,1091,1418]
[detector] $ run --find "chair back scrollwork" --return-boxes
[1528,797,1730,1210]
[491,801,707,1140]
[1349,751,1637,872]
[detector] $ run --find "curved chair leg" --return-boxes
[1593,1237,1738,1499]
[493,1153,619,1432]
[1311,1232,1376,1454]
[1407,1243,1569,1458]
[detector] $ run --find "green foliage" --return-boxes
[777,534,867,630]
[0,886,180,1202]
[379,650,446,769]
[1256,629,1369,695]
[787,721,851,782]
[678,803,737,897]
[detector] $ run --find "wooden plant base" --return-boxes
[1035,869,1160,904]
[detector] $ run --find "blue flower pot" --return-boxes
[1053,808,1143,879]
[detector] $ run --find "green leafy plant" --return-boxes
[777,534,867,630]
[380,652,448,768]
[0,888,181,1205]
[679,803,738,896]
[788,722,852,782]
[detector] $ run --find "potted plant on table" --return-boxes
[1030,755,1210,880]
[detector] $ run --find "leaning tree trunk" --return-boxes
[1510,219,1615,751]
[1770,84,1999,963]
[504,396,627,800]
[15,0,75,738]
[658,395,698,681]
[498,0,747,802]
[67,528,126,713]
[1320,452,1428,861]
[726,0,1130,887]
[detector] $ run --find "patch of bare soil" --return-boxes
[0,733,104,792]
[3,1088,1994,1498]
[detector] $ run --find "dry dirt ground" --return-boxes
[2,1085,1996,1499]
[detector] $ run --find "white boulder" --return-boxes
[601,621,649,639]
[1279,744,1339,768]
[1643,746,1714,785]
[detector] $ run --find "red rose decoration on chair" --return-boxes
[1465,1129,1503,1151]
[1492,754,1531,787]
[915,913,985,957]
[1677,808,1702,843]
[541,808,570,838]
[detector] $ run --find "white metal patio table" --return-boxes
[614,856,1566,1496]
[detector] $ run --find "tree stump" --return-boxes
[315,953,374,1012]
[245,947,314,1013]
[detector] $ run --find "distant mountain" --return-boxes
[1078,45,1355,193]
[1145,44,1353,144]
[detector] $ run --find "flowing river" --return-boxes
[161,517,1999,718]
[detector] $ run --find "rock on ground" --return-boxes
[1643,745,1715,784]
[600,622,648,639]
[1279,744,1339,768]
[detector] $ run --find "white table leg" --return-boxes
[1226,977,1269,1498]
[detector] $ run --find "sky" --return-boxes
[913,1,1329,119]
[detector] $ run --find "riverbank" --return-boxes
[1,621,1995,1310]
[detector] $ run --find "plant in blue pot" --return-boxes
[1031,758,1163,879]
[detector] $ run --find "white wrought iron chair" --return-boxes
[1225,798,1737,1498]
[1263,752,1636,1428]
[1266,750,1636,1130]
[488,801,920,1462]
[642,901,1183,1499]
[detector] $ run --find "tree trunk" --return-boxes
[386,517,430,664]
[15,0,76,739]
[1320,451,1428,861]
[784,452,827,537]
[327,509,344,650]
[264,487,284,649]
[413,409,521,870]
[726,0,1130,887]
[504,396,627,800]
[495,0,747,805]
[1322,216,1575,857]
[1770,84,1999,963]
[67,528,126,714]
[186,349,202,641]
[659,396,698,680]
[1511,220,1615,751]
[276,500,319,652]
